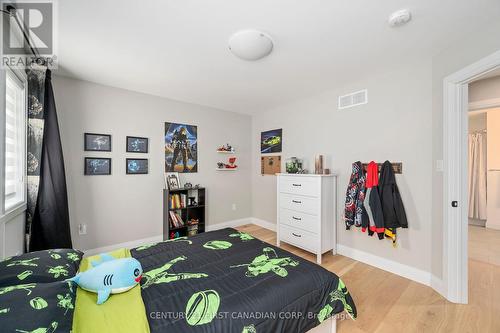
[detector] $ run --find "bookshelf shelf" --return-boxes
[163,187,206,240]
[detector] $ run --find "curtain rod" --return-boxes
[1,5,39,57]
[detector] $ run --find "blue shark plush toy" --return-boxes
[68,253,143,304]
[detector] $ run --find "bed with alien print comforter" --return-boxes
[130,228,357,333]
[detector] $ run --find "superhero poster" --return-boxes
[165,122,198,173]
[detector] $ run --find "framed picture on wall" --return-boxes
[261,129,282,153]
[165,122,198,173]
[126,136,149,153]
[85,157,112,175]
[126,158,149,174]
[165,172,181,189]
[84,133,112,151]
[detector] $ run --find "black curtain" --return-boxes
[29,70,72,251]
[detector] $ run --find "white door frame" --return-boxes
[443,49,500,304]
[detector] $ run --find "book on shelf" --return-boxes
[169,211,184,228]
[169,193,187,209]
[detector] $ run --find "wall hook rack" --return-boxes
[362,162,403,174]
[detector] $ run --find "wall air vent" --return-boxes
[338,89,368,110]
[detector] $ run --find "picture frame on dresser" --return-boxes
[276,173,337,264]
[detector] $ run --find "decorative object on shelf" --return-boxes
[194,184,201,189]
[85,157,111,175]
[84,133,111,152]
[184,182,193,189]
[261,128,282,154]
[188,197,197,207]
[165,122,198,173]
[216,143,235,153]
[285,157,303,174]
[165,172,181,189]
[126,136,149,153]
[324,168,331,175]
[126,158,148,174]
[261,156,281,175]
[314,155,324,174]
[216,157,238,170]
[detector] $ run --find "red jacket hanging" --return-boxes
[361,161,385,239]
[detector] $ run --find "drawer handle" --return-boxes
[292,183,302,187]
[292,200,302,204]
[292,216,302,221]
[292,233,302,238]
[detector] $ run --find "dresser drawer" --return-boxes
[279,208,319,233]
[279,225,318,253]
[279,177,319,197]
[279,194,318,215]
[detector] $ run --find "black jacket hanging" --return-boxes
[29,70,72,251]
[378,160,408,229]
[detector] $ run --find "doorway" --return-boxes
[467,76,500,307]
[443,50,500,304]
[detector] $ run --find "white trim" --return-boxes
[83,217,256,256]
[431,274,446,299]
[337,244,431,286]
[83,235,163,257]
[250,217,277,231]
[205,217,253,231]
[443,49,500,304]
[469,97,500,111]
[485,221,500,230]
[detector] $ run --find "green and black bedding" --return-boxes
[0,228,356,332]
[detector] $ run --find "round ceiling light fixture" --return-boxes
[388,9,412,27]
[228,29,273,61]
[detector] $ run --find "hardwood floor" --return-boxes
[235,224,500,333]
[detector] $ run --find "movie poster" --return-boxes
[261,128,282,153]
[165,122,198,173]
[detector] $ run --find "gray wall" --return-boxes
[53,76,252,251]
[252,61,434,273]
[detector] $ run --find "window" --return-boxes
[4,69,27,212]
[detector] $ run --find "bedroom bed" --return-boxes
[0,228,356,333]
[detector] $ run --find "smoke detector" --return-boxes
[388,9,412,27]
[228,30,273,61]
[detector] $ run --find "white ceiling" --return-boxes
[56,0,500,114]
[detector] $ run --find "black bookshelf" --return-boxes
[163,187,206,240]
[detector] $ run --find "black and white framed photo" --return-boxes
[126,136,149,153]
[126,158,149,174]
[165,172,181,189]
[84,157,112,175]
[84,133,112,152]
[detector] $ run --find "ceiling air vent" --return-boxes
[338,89,368,110]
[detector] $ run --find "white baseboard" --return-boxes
[83,234,163,257]
[205,217,253,231]
[250,218,277,231]
[83,217,256,256]
[486,221,500,230]
[337,244,431,287]
[431,274,446,299]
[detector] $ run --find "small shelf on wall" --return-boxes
[216,168,238,171]
[216,150,236,154]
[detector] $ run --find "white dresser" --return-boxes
[276,173,336,264]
